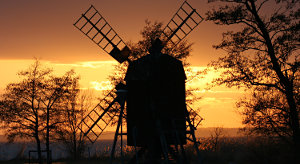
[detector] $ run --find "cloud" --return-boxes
[191,89,243,94]
[90,81,114,91]
[53,60,118,68]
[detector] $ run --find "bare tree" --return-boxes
[210,127,224,152]
[53,89,95,159]
[206,0,299,146]
[0,60,79,164]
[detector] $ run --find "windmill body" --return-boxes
[125,39,187,147]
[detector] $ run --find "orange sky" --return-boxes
[0,0,228,64]
[0,0,244,128]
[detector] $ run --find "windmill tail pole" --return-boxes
[110,88,127,164]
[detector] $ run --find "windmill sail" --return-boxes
[78,89,120,143]
[74,5,130,63]
[186,105,203,141]
[162,1,203,48]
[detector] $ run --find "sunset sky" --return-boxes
[0,0,244,128]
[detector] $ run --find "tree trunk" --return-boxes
[35,132,42,164]
[286,88,300,147]
[46,107,51,164]
[74,131,77,160]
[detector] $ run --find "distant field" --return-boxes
[0,127,241,161]
[0,127,242,143]
[196,127,241,137]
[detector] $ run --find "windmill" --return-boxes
[74,1,203,163]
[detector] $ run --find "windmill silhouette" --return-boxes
[74,1,203,163]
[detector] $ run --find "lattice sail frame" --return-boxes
[78,89,120,143]
[74,5,130,63]
[161,1,204,48]
[74,1,203,63]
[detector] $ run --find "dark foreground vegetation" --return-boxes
[197,136,298,164]
[0,136,298,164]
